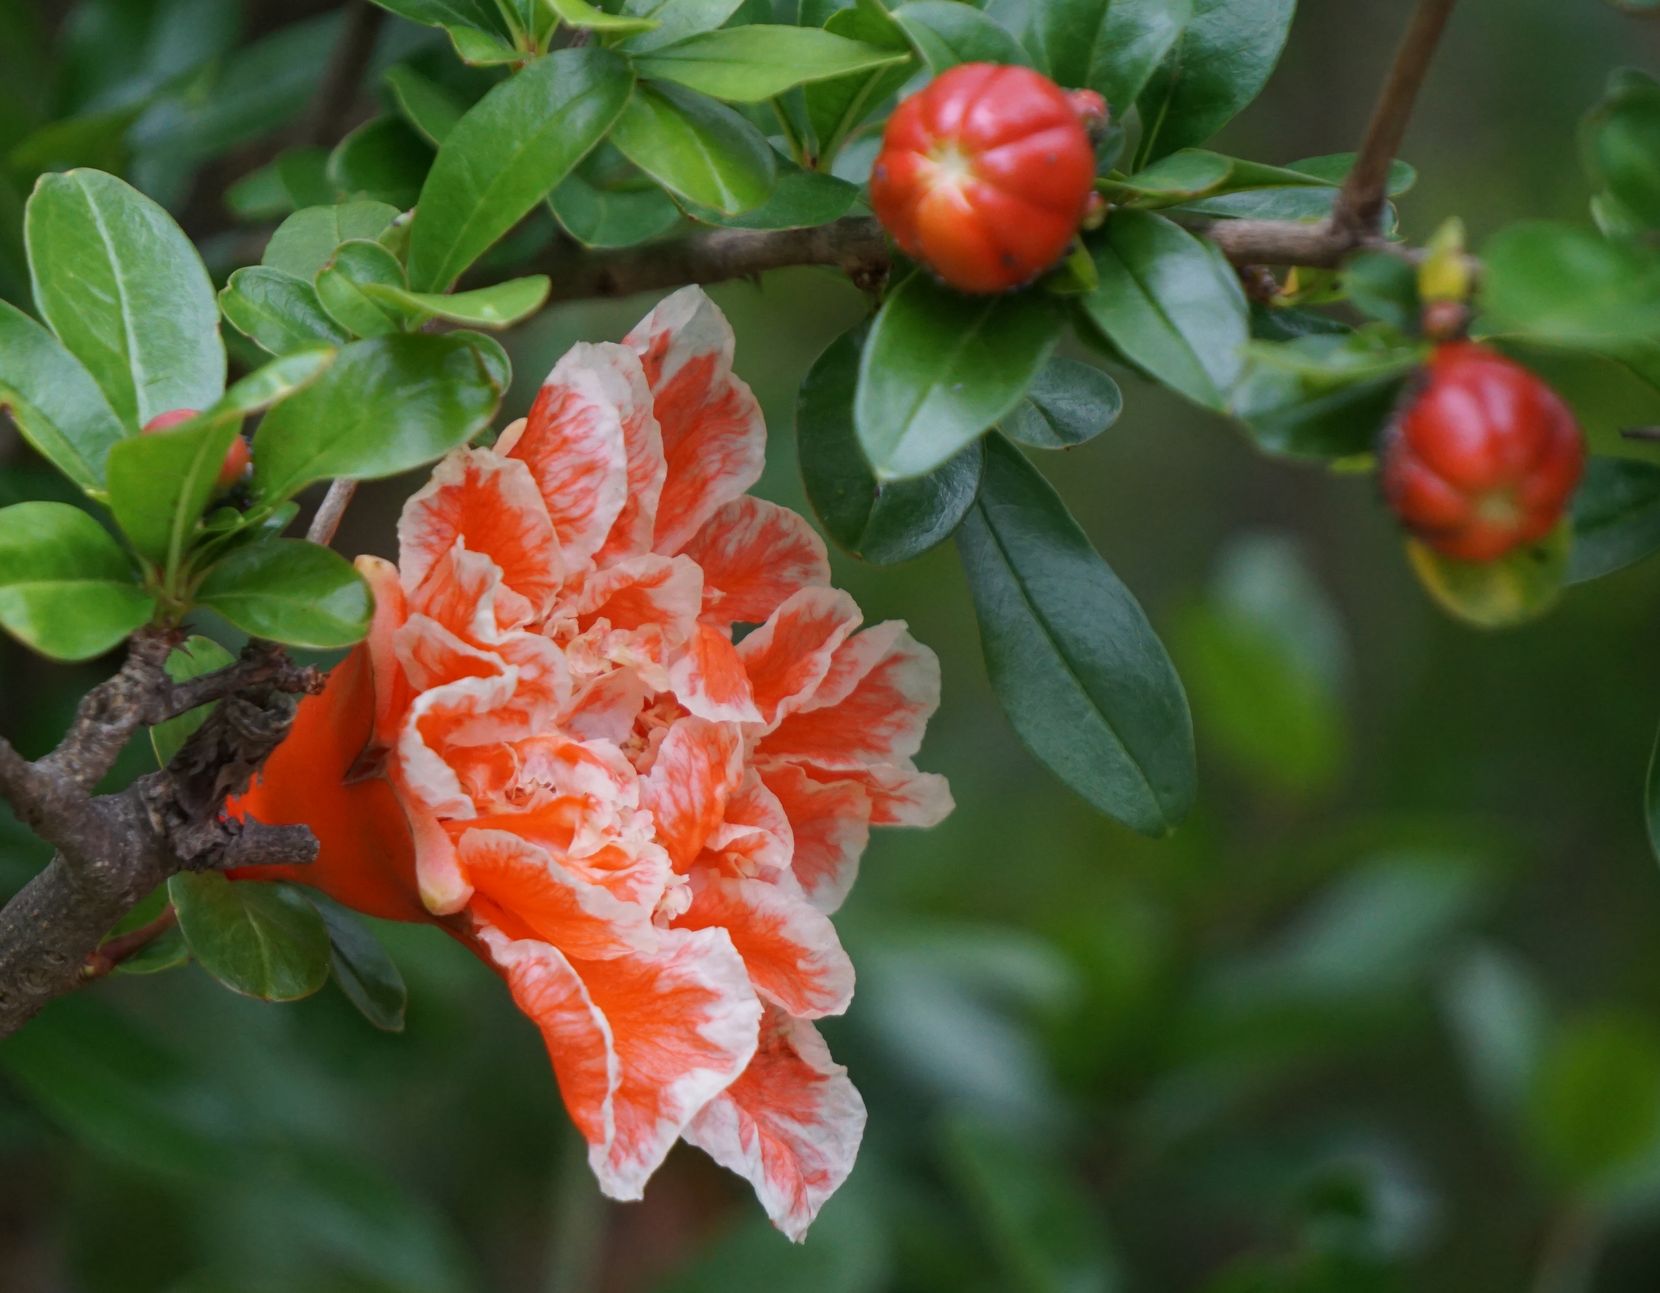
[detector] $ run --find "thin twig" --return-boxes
[299,0,386,148]
[1332,0,1460,237]
[82,904,177,981]
[307,478,359,546]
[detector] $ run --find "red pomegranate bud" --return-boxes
[1382,343,1585,563]
[869,63,1099,294]
[1067,88,1110,134]
[141,408,199,433]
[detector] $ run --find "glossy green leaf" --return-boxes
[1231,367,1403,461]
[220,267,350,357]
[168,871,331,1002]
[217,347,338,418]
[891,1,1029,72]
[1482,221,1660,350]
[1136,0,1296,162]
[0,501,153,660]
[804,0,913,159]
[1528,1011,1660,1192]
[1029,0,1190,110]
[26,168,224,429]
[1081,209,1249,409]
[226,147,334,220]
[1566,456,1660,583]
[382,64,468,147]
[362,274,550,329]
[857,273,1063,481]
[367,0,509,35]
[444,23,523,64]
[618,0,747,53]
[105,410,243,567]
[408,48,632,291]
[611,81,776,214]
[799,327,984,565]
[196,538,371,648]
[1180,153,1416,222]
[955,435,1195,834]
[262,201,401,279]
[312,895,408,1032]
[1583,68,1660,229]
[326,116,433,210]
[0,297,127,492]
[683,164,859,230]
[550,169,684,247]
[541,0,658,31]
[253,333,503,501]
[1001,357,1123,449]
[1341,251,1420,331]
[1405,527,1569,630]
[149,635,236,768]
[635,26,910,102]
[315,239,410,338]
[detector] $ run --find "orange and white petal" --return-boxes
[498,343,632,570]
[676,872,854,1019]
[588,344,667,567]
[574,553,703,635]
[757,763,872,914]
[459,827,648,959]
[396,671,518,820]
[680,498,830,629]
[762,623,941,771]
[700,769,793,878]
[575,927,762,1199]
[407,544,527,647]
[683,1008,866,1242]
[356,555,412,752]
[623,287,766,555]
[666,622,760,724]
[736,588,862,728]
[397,449,562,623]
[562,669,651,744]
[642,716,744,870]
[853,765,954,828]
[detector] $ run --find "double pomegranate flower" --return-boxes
[235,287,952,1239]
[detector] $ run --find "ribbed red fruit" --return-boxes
[142,408,250,490]
[1381,343,1584,563]
[869,63,1100,294]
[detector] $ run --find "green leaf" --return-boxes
[0,501,154,660]
[362,274,550,329]
[382,64,468,147]
[444,23,524,65]
[1136,0,1297,162]
[262,200,401,279]
[1001,357,1123,449]
[682,163,859,230]
[367,0,510,36]
[252,333,504,502]
[1648,718,1660,866]
[311,895,408,1032]
[1232,367,1404,461]
[550,169,684,247]
[1481,221,1660,350]
[1583,68,1660,229]
[26,168,224,429]
[611,81,777,215]
[1081,209,1249,409]
[1443,946,1551,1124]
[220,266,351,357]
[105,410,243,568]
[326,116,434,210]
[1341,251,1420,331]
[150,635,237,768]
[1528,1010,1660,1193]
[542,0,659,32]
[1179,153,1416,222]
[407,48,632,291]
[195,538,372,648]
[857,273,1063,481]
[226,147,334,220]
[1405,527,1570,630]
[799,327,984,565]
[0,297,127,492]
[803,1,914,161]
[217,346,338,417]
[635,26,910,103]
[890,1,1030,72]
[1029,0,1191,111]
[618,0,747,53]
[1566,456,1660,584]
[955,435,1195,834]
[315,239,411,338]
[168,871,331,1002]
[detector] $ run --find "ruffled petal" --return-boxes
[680,497,830,629]
[459,827,649,958]
[574,553,702,634]
[642,716,744,870]
[683,1008,866,1242]
[623,287,766,554]
[677,873,854,1019]
[736,588,862,728]
[498,342,633,570]
[757,763,871,914]
[701,769,793,878]
[589,344,667,567]
[667,622,760,723]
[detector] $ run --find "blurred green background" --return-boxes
[5,1,1660,1290]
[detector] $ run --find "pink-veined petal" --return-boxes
[590,344,667,567]
[667,622,760,723]
[757,762,871,913]
[737,588,862,728]
[677,872,853,1019]
[642,716,744,870]
[459,827,648,959]
[700,769,793,878]
[562,669,651,744]
[498,342,632,570]
[683,1008,866,1242]
[574,553,702,634]
[623,287,766,554]
[680,497,830,628]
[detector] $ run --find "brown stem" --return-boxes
[83,904,178,981]
[307,478,359,547]
[298,1,385,148]
[1332,0,1460,238]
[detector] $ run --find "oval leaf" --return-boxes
[891,1,1029,72]
[262,201,402,280]
[1405,528,1569,630]
[799,327,983,564]
[1568,456,1660,584]
[1001,357,1123,449]
[362,274,550,329]
[1030,0,1191,111]
[312,895,408,1032]
[315,239,411,338]
[106,412,244,568]
[634,25,910,103]
[220,267,351,358]
[857,272,1064,481]
[0,501,154,661]
[549,169,684,247]
[0,297,127,492]
[610,81,777,215]
[26,169,225,430]
[195,538,373,648]
[168,872,331,1002]
[954,435,1195,834]
[408,47,633,291]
